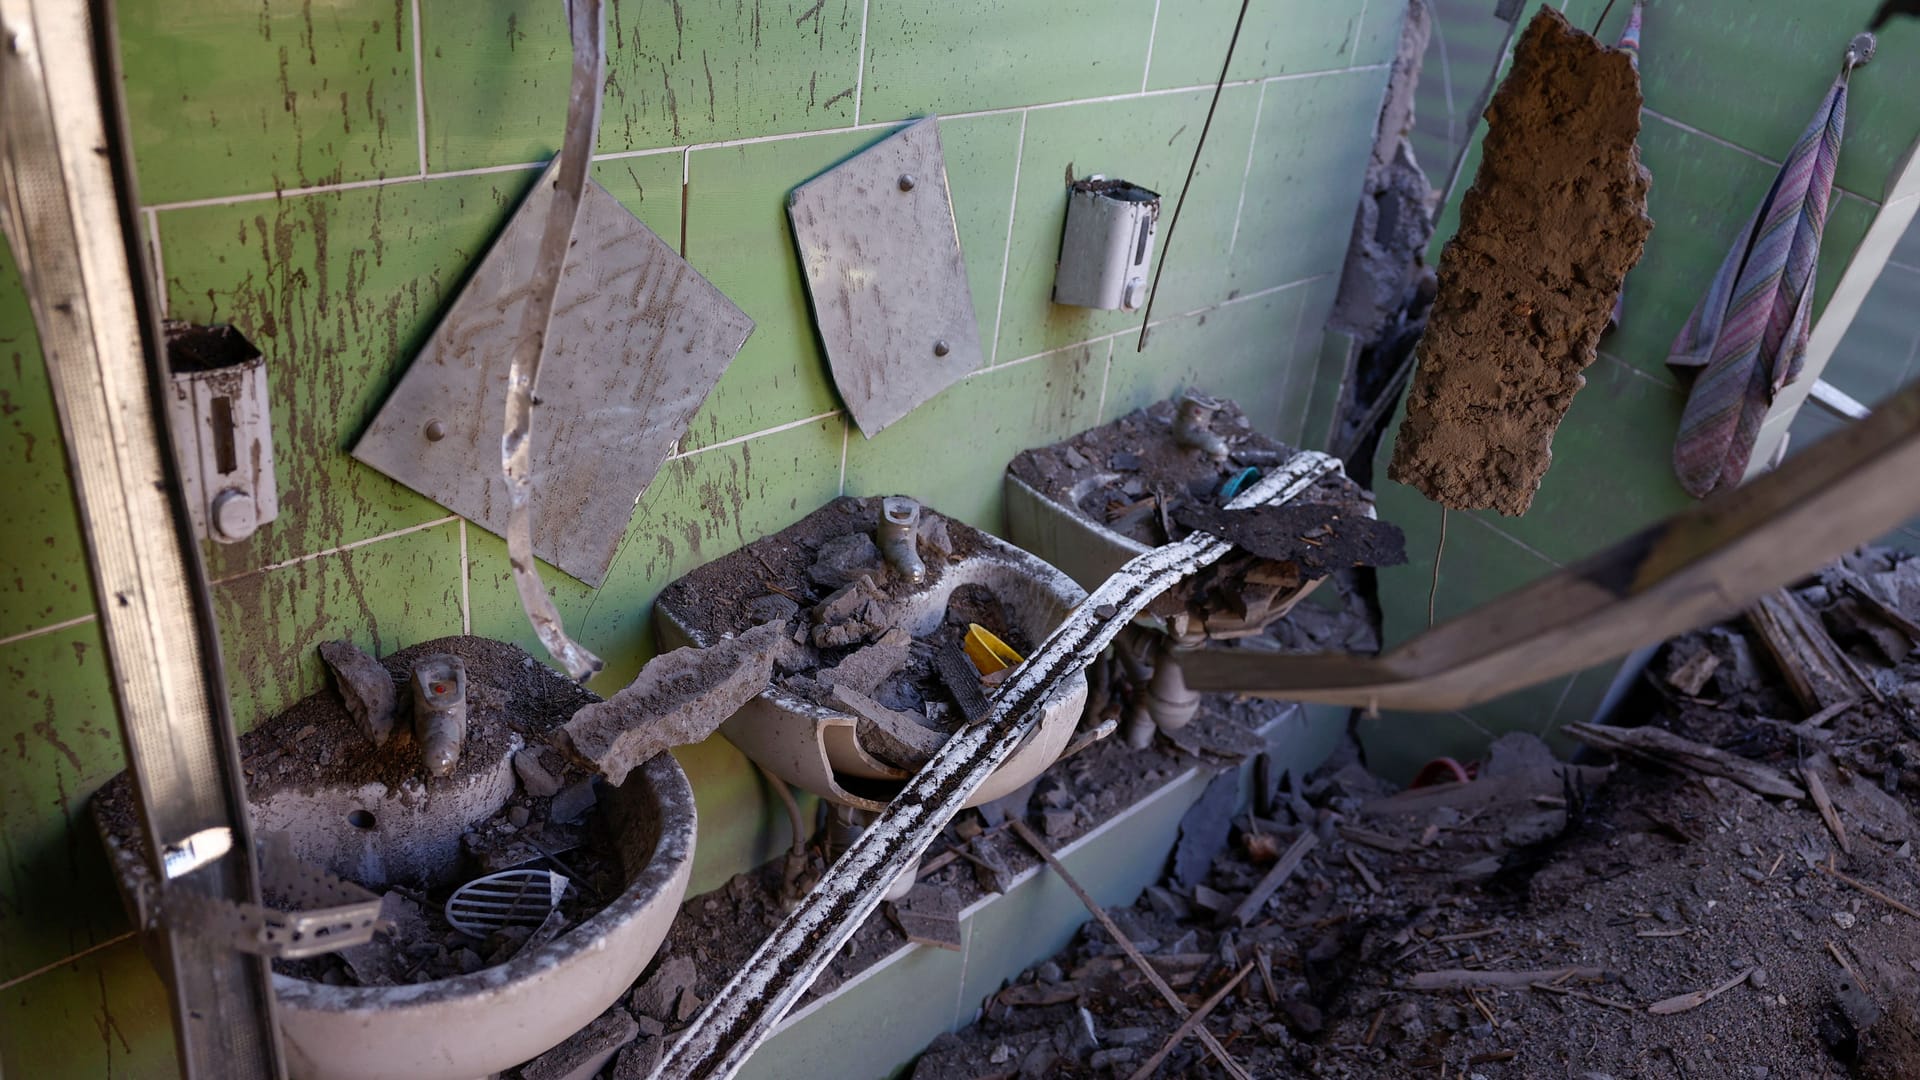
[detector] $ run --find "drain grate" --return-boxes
[444,869,569,936]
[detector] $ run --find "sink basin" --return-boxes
[655,496,1089,814]
[93,639,697,1080]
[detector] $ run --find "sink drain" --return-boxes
[444,868,569,936]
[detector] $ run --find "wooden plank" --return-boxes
[1178,374,1920,710]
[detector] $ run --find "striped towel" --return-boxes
[1668,57,1858,498]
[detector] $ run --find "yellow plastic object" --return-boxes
[963,623,1023,675]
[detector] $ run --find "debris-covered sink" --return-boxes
[1005,394,1394,743]
[93,637,696,1080]
[655,496,1088,813]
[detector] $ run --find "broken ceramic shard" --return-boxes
[1388,7,1651,516]
[350,163,754,587]
[318,639,396,747]
[789,117,983,437]
[559,621,798,786]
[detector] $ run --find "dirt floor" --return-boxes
[914,550,1920,1079]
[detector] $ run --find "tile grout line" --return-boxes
[143,208,167,316]
[0,611,99,649]
[409,0,429,176]
[838,414,850,495]
[211,515,462,585]
[852,0,871,125]
[670,409,844,461]
[1140,0,1162,93]
[1460,509,1564,569]
[1096,337,1114,419]
[458,519,472,634]
[987,109,1028,369]
[1641,108,1882,208]
[0,932,136,993]
[1226,79,1268,260]
[1599,350,1677,390]
[1351,0,1370,64]
[139,67,1392,213]
[1540,671,1580,735]
[989,273,1330,375]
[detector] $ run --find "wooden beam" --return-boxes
[1180,374,1920,711]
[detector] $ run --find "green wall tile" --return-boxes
[157,174,529,577]
[213,521,464,728]
[1896,217,1920,266]
[682,132,874,449]
[0,239,94,639]
[1374,478,1559,650]
[845,346,1104,534]
[1359,674,1576,784]
[1463,355,1692,565]
[993,88,1256,363]
[419,0,863,172]
[0,937,176,1079]
[860,0,1157,122]
[740,932,968,1080]
[1103,285,1307,436]
[1564,0,1920,201]
[1147,0,1381,90]
[1302,329,1358,451]
[937,114,1026,363]
[1229,68,1389,297]
[119,0,418,204]
[0,623,129,985]
[467,412,843,690]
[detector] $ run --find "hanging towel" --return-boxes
[1668,35,1872,498]
[1608,1,1644,328]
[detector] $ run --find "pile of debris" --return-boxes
[915,548,1920,1079]
[1007,395,1403,647]
[649,496,1033,774]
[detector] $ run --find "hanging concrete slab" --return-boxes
[352,162,753,586]
[789,117,983,438]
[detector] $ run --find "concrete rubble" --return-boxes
[560,621,798,786]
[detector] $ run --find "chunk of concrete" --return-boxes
[808,532,887,588]
[833,684,947,770]
[518,1006,639,1080]
[816,626,912,697]
[513,748,563,798]
[318,640,397,747]
[561,621,795,786]
[630,955,698,1022]
[1388,8,1651,515]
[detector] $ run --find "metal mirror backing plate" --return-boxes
[352,162,754,586]
[789,116,983,439]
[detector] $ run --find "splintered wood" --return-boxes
[1388,8,1651,515]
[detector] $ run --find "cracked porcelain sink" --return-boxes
[655,496,1088,814]
[93,639,697,1080]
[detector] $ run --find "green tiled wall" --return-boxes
[0,2,1396,1072]
[1367,0,1920,780]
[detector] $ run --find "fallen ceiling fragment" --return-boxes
[1387,7,1651,516]
[789,117,983,438]
[351,163,754,588]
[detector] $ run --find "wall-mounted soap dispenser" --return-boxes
[1052,176,1161,312]
[163,322,277,544]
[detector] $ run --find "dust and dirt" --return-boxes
[915,548,1920,1079]
[1388,7,1652,516]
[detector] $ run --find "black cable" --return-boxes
[1134,0,1253,351]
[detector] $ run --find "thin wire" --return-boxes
[1592,0,1620,35]
[1135,0,1253,351]
[1427,507,1448,627]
